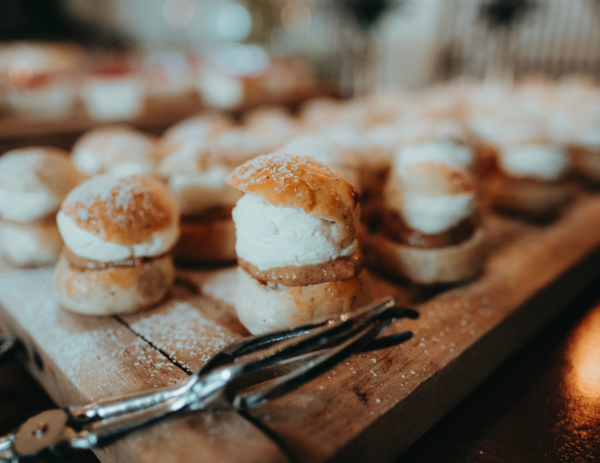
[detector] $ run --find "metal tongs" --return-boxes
[0,298,418,463]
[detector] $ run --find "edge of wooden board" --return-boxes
[333,244,600,463]
[0,270,288,463]
[245,194,600,463]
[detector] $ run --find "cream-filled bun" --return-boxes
[277,134,361,188]
[373,162,485,284]
[487,135,571,216]
[228,153,360,270]
[156,111,234,162]
[72,126,158,178]
[159,128,263,216]
[158,127,263,263]
[0,147,84,267]
[57,175,179,262]
[55,175,179,315]
[0,147,84,224]
[227,153,369,334]
[386,162,476,235]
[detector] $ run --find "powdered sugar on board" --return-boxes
[0,267,185,400]
[122,298,239,372]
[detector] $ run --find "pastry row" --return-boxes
[0,42,314,121]
[2,78,599,334]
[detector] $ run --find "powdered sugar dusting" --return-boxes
[228,153,336,190]
[0,268,180,399]
[61,175,175,241]
[127,301,235,372]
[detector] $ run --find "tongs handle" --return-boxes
[0,299,419,462]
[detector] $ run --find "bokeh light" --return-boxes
[568,308,600,400]
[281,1,311,32]
[163,0,194,27]
[214,44,269,76]
[8,60,34,86]
[210,4,252,42]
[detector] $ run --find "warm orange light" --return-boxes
[281,1,311,32]
[568,308,600,400]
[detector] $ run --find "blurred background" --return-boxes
[3,0,600,134]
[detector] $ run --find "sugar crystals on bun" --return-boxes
[55,175,179,315]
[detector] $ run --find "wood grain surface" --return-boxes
[1,193,600,463]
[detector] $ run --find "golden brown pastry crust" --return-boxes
[371,227,487,285]
[234,268,372,334]
[486,172,571,216]
[55,252,175,315]
[227,153,359,234]
[61,175,179,245]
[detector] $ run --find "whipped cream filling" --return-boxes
[168,166,242,215]
[232,194,357,272]
[395,141,474,171]
[0,188,60,223]
[498,144,570,181]
[57,211,179,262]
[400,193,475,235]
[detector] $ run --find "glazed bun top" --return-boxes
[71,126,158,178]
[0,147,84,223]
[227,153,359,232]
[58,175,179,261]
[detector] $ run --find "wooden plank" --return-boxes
[0,268,287,463]
[247,194,600,463]
[1,193,600,463]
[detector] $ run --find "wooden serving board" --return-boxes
[2,193,600,463]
